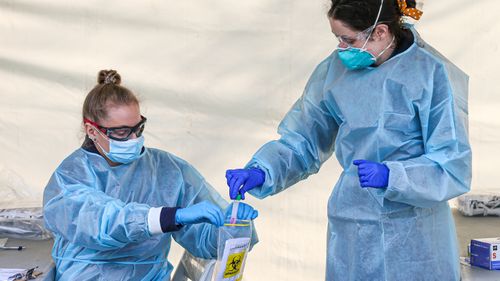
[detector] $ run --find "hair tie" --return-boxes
[397,0,423,20]
[104,73,117,85]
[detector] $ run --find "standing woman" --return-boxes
[226,0,470,280]
[44,70,258,280]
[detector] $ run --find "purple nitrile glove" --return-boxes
[353,159,389,188]
[225,168,265,200]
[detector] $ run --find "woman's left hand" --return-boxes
[225,202,259,220]
[353,159,390,188]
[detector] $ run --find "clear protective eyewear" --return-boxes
[335,25,374,49]
[84,116,147,141]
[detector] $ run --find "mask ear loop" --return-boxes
[88,124,109,141]
[375,35,396,59]
[92,128,112,156]
[83,122,116,160]
[361,0,385,50]
[84,118,108,142]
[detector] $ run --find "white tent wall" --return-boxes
[0,0,498,280]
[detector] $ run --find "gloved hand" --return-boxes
[175,201,224,227]
[353,159,389,188]
[225,168,265,200]
[225,202,259,221]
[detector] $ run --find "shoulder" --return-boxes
[308,53,337,83]
[46,149,96,192]
[144,148,205,184]
[419,45,468,95]
[414,39,468,99]
[143,147,193,169]
[407,28,467,80]
[387,29,468,100]
[55,148,92,174]
[402,32,469,112]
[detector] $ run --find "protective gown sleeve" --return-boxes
[43,169,151,251]
[246,59,339,198]
[383,63,472,208]
[171,160,258,259]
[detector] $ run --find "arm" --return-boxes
[171,160,258,259]
[43,170,151,251]
[246,60,339,198]
[383,64,472,208]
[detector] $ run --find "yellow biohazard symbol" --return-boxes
[223,251,245,278]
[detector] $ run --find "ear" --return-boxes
[373,24,390,41]
[84,123,98,141]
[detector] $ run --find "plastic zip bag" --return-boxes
[0,208,52,240]
[457,190,500,216]
[213,219,252,281]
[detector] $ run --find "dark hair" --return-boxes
[328,0,411,43]
[82,69,139,123]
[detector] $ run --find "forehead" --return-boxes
[101,103,141,127]
[328,18,359,36]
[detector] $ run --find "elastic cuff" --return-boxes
[383,161,407,202]
[160,207,183,233]
[147,207,164,235]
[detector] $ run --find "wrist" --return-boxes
[160,207,183,232]
[250,168,265,186]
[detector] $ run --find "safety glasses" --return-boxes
[84,116,147,141]
[335,25,374,48]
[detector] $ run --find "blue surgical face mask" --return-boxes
[96,135,145,164]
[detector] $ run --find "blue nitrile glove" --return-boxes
[225,202,259,220]
[175,201,224,227]
[353,159,390,188]
[225,168,265,200]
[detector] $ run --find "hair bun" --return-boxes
[98,69,121,85]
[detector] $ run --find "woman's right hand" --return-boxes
[225,168,265,200]
[175,201,224,227]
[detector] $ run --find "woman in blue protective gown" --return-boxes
[43,70,258,281]
[225,0,471,280]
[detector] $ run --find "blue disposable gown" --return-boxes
[246,28,471,280]
[44,146,255,280]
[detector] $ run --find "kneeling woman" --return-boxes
[43,70,258,280]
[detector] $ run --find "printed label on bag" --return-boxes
[223,251,245,278]
[214,237,251,281]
